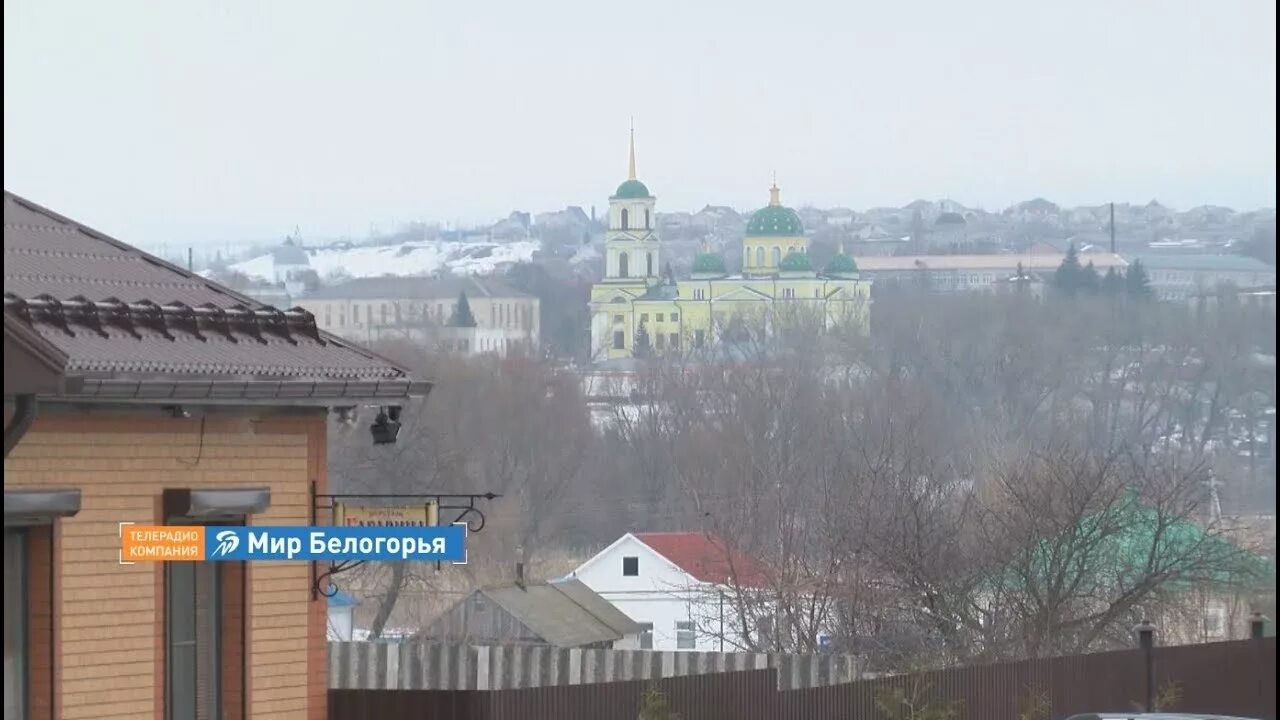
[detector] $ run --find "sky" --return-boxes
[4,0,1276,246]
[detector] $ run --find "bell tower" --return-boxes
[604,123,659,282]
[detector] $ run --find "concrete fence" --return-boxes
[328,641,864,691]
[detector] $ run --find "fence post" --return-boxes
[1249,612,1268,641]
[1132,619,1156,712]
[1251,613,1269,708]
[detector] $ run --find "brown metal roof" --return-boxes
[3,191,427,403]
[4,310,71,395]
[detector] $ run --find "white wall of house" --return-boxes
[569,534,749,652]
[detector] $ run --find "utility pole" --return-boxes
[1109,202,1116,255]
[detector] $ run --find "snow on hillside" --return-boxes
[230,239,539,281]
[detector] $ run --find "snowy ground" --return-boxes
[230,239,539,281]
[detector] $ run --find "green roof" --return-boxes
[778,252,813,272]
[994,493,1274,595]
[612,179,651,199]
[824,254,858,275]
[691,253,727,274]
[746,205,804,237]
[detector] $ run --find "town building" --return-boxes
[853,252,1129,293]
[568,532,769,652]
[296,276,540,356]
[588,133,871,361]
[1125,253,1277,301]
[422,578,640,648]
[3,191,425,720]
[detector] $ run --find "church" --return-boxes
[588,132,871,361]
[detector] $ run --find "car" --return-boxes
[1064,714,1262,720]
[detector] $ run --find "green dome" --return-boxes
[691,253,727,274]
[746,205,804,237]
[823,253,858,275]
[778,252,812,272]
[612,179,651,199]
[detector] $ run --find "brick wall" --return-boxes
[3,411,328,720]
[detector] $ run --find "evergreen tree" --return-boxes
[1080,261,1101,294]
[633,321,652,357]
[447,291,477,327]
[1053,243,1083,295]
[1102,267,1125,295]
[1125,259,1153,299]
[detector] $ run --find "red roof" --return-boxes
[634,532,770,588]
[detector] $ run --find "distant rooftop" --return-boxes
[1127,254,1276,273]
[302,275,532,301]
[853,253,1128,272]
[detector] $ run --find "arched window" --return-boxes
[621,208,629,230]
[645,209,651,229]
[755,247,765,267]
[646,252,654,277]
[772,247,782,266]
[619,251,629,278]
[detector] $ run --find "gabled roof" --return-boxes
[474,578,641,647]
[4,191,426,403]
[634,532,770,588]
[4,310,72,395]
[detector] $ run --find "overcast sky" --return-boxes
[4,0,1276,246]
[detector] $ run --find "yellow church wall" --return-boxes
[742,236,809,272]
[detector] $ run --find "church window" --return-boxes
[613,331,625,350]
[645,209,651,229]
[621,208,629,230]
[647,252,654,277]
[756,247,765,266]
[772,247,782,266]
[619,251,629,278]
[815,288,822,298]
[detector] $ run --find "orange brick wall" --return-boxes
[3,411,328,720]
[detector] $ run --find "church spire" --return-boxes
[769,173,781,207]
[627,119,637,181]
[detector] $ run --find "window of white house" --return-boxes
[669,334,679,349]
[694,330,705,348]
[613,331,625,350]
[638,622,654,650]
[656,313,664,322]
[640,313,649,322]
[676,621,696,649]
[656,334,665,350]
[622,556,639,576]
[670,313,679,322]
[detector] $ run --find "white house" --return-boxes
[567,532,769,652]
[327,590,359,641]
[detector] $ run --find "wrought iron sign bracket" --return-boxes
[309,485,500,600]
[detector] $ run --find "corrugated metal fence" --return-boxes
[328,640,863,690]
[331,637,1276,720]
[330,668,777,720]
[777,637,1277,719]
